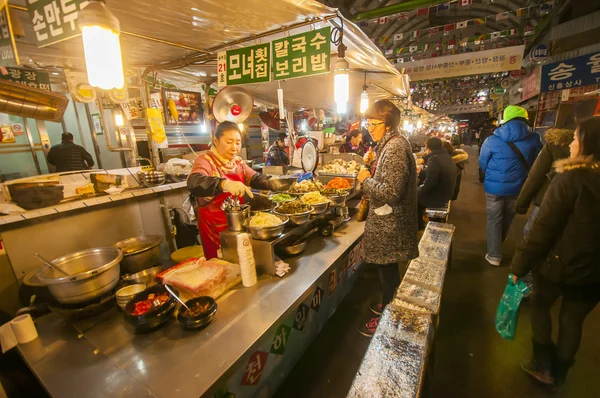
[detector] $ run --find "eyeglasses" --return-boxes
[366,121,384,130]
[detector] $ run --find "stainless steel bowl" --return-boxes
[309,201,329,214]
[137,171,166,187]
[275,240,307,256]
[325,193,348,206]
[243,214,289,240]
[36,247,122,305]
[273,207,313,226]
[115,235,163,274]
[121,265,163,287]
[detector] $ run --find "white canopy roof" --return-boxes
[10,0,409,112]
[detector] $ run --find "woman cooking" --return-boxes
[187,121,272,259]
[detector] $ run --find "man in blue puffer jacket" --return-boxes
[479,105,542,266]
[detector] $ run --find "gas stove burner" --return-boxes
[49,290,116,321]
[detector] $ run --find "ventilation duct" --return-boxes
[0,80,69,122]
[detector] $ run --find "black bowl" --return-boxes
[124,284,178,333]
[177,296,217,330]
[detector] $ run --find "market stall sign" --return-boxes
[272,27,331,81]
[521,66,541,101]
[26,0,88,47]
[219,43,271,87]
[431,103,490,115]
[401,45,525,81]
[530,44,549,64]
[0,1,19,66]
[0,67,50,91]
[541,51,600,92]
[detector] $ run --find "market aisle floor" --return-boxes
[275,146,600,398]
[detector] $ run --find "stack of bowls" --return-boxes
[116,284,146,310]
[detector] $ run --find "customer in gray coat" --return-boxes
[417,137,457,229]
[356,99,419,337]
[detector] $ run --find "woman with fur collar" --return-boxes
[511,116,600,387]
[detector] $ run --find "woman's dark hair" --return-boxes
[426,137,443,151]
[442,141,454,155]
[346,129,361,142]
[214,121,241,140]
[575,116,600,160]
[364,100,401,129]
[278,133,287,142]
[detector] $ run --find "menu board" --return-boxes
[26,0,88,47]
[0,1,19,66]
[272,27,331,81]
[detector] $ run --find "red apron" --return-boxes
[197,156,246,260]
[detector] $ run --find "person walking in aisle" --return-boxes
[417,137,457,230]
[479,106,542,266]
[511,116,600,387]
[356,100,419,337]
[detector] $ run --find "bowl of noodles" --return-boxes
[300,191,330,214]
[243,212,289,240]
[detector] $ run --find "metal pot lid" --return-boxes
[22,267,45,287]
[115,235,163,256]
[301,140,318,173]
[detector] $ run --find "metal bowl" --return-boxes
[249,203,276,216]
[137,171,166,187]
[115,235,163,274]
[116,284,146,310]
[122,265,163,287]
[268,176,297,192]
[309,201,329,214]
[275,240,307,256]
[273,207,313,226]
[325,193,348,206]
[36,248,122,305]
[243,214,289,240]
[269,194,297,204]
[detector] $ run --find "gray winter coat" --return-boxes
[362,131,419,265]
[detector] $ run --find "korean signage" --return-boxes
[0,1,19,66]
[530,44,549,64]
[272,27,331,81]
[431,103,490,115]
[541,51,600,93]
[26,0,89,47]
[521,66,541,101]
[221,43,270,87]
[402,45,525,81]
[120,97,144,120]
[0,67,51,90]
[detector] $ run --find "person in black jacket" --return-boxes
[511,116,600,387]
[47,132,94,172]
[265,133,289,166]
[417,137,456,229]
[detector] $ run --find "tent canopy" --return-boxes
[10,0,409,112]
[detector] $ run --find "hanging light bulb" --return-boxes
[114,113,124,127]
[334,57,350,114]
[360,72,369,114]
[417,119,423,129]
[79,1,125,89]
[403,119,409,130]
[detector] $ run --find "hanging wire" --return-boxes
[330,16,344,47]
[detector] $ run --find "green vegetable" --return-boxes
[271,193,295,203]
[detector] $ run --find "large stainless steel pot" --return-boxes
[36,248,122,305]
[115,235,163,274]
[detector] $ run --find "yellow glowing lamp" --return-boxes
[78,1,124,90]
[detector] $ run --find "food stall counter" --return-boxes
[18,215,366,398]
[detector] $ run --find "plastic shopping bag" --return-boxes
[495,274,531,341]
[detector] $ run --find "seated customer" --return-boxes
[265,133,289,166]
[417,137,457,229]
[339,129,366,156]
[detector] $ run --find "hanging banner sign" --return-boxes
[26,0,89,48]
[401,45,525,81]
[540,51,600,93]
[431,103,490,114]
[120,97,144,120]
[0,67,51,90]
[272,26,331,81]
[224,43,271,86]
[0,0,19,66]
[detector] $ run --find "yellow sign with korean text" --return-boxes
[402,45,525,81]
[146,108,167,146]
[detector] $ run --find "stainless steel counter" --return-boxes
[18,217,365,398]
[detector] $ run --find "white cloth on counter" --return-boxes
[237,233,257,287]
[0,323,18,353]
[275,260,291,277]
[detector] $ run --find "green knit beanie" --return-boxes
[503,105,528,123]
